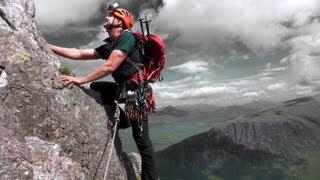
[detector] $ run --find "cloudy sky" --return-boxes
[35,0,320,51]
[33,0,320,106]
[34,0,104,26]
[34,0,320,90]
[157,0,320,51]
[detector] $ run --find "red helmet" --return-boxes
[109,8,134,29]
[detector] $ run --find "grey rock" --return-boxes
[0,0,136,179]
[128,152,142,178]
[23,0,35,18]
[25,136,85,180]
[0,70,7,88]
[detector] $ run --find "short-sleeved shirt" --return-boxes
[95,31,142,83]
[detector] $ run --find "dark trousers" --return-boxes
[90,81,157,180]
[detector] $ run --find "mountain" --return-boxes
[156,95,320,179]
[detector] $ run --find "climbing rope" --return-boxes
[103,100,121,180]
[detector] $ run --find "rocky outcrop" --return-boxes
[157,95,320,167]
[0,0,134,179]
[128,152,142,178]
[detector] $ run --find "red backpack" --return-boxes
[124,16,166,119]
[130,32,166,84]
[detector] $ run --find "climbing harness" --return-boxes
[103,100,120,180]
[125,83,150,134]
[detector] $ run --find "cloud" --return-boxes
[33,0,320,100]
[34,0,105,26]
[169,61,209,74]
[34,0,125,44]
[154,0,320,53]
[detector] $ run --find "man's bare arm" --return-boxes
[48,44,101,60]
[60,49,127,85]
[80,49,127,83]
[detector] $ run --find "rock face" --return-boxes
[157,95,320,171]
[0,0,134,179]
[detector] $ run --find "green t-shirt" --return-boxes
[114,31,135,53]
[95,31,142,83]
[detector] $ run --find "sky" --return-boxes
[34,0,104,27]
[155,0,320,84]
[34,0,320,106]
[155,0,320,52]
[34,0,320,54]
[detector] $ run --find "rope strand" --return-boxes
[103,101,121,180]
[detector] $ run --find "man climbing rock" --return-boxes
[39,4,158,180]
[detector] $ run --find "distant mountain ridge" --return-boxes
[157,94,320,164]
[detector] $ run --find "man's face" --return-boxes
[103,14,121,30]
